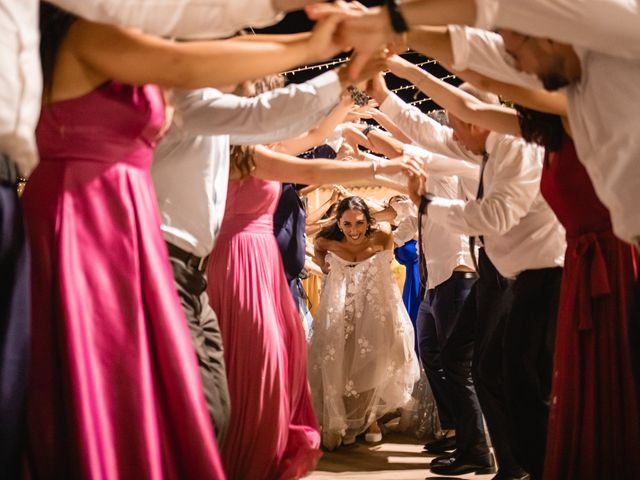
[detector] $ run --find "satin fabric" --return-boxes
[23,82,224,479]
[394,239,421,353]
[540,135,640,479]
[206,176,321,480]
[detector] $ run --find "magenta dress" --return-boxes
[206,176,321,480]
[540,135,640,479]
[22,82,225,479]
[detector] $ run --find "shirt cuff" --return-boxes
[379,92,407,122]
[426,197,466,229]
[448,25,472,71]
[474,0,500,29]
[307,70,342,107]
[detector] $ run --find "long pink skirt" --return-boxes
[23,157,225,479]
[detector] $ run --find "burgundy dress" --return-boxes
[540,135,640,479]
[23,82,225,479]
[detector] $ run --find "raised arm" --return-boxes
[386,55,521,137]
[251,145,424,186]
[450,68,567,117]
[57,14,342,100]
[272,95,354,155]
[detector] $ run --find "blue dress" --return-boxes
[394,239,421,354]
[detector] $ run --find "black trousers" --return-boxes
[0,156,29,479]
[417,272,477,430]
[504,267,562,480]
[168,252,231,445]
[442,249,521,474]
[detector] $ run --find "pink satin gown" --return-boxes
[22,82,225,479]
[206,176,321,480]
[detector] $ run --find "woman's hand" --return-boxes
[379,155,427,179]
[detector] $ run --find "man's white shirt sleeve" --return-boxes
[474,0,640,60]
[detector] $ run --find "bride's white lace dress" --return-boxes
[308,250,420,449]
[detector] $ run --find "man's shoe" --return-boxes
[423,435,456,454]
[430,453,496,476]
[429,452,456,467]
[491,471,531,480]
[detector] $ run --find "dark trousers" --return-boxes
[417,272,476,431]
[0,160,29,479]
[504,267,562,480]
[442,249,520,473]
[168,253,231,445]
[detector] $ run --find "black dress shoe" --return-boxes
[429,452,456,467]
[491,471,531,480]
[423,435,456,453]
[430,453,496,476]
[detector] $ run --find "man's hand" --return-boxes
[306,13,346,64]
[386,54,418,79]
[407,168,425,207]
[306,2,398,80]
[366,73,391,105]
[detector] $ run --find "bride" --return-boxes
[309,196,420,450]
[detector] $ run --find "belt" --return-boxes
[166,242,209,273]
[451,271,478,279]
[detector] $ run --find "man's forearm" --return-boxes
[406,26,455,66]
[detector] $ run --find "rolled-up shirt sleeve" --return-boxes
[449,25,542,89]
[48,0,283,39]
[474,0,640,60]
[427,135,542,237]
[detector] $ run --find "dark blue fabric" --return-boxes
[394,240,420,352]
[416,272,475,430]
[273,183,307,305]
[0,181,30,479]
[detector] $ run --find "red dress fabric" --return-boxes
[540,135,640,479]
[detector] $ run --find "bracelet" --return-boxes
[386,0,409,34]
[362,125,374,137]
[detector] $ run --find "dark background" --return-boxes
[255,1,461,113]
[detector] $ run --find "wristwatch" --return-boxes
[386,0,409,33]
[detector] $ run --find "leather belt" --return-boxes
[166,242,209,273]
[451,271,478,280]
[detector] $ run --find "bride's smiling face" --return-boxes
[339,208,369,245]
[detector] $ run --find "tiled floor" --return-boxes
[307,433,495,480]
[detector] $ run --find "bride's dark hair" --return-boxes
[317,196,376,241]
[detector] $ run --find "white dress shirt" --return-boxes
[49,0,282,39]
[0,0,41,176]
[152,70,342,257]
[381,93,566,278]
[390,198,418,246]
[474,0,640,59]
[450,26,640,248]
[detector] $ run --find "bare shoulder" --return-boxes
[314,236,332,250]
[371,228,393,249]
